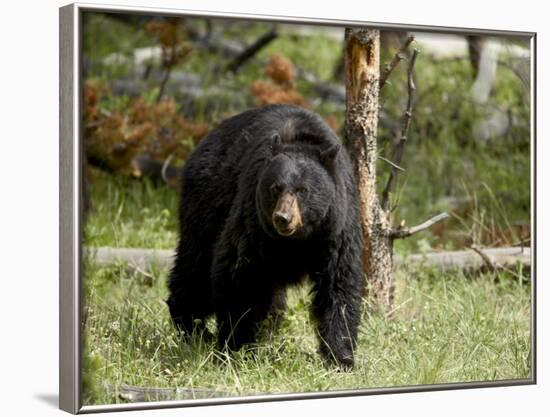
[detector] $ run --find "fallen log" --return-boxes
[116,384,242,402]
[395,246,530,272]
[85,246,531,274]
[130,154,181,188]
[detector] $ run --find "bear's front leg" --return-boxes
[215,302,262,352]
[214,285,274,352]
[311,234,363,370]
[312,284,361,370]
[210,242,273,352]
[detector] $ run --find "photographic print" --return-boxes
[59,3,535,413]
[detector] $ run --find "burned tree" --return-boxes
[343,28,449,311]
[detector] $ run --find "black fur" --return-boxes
[167,104,363,369]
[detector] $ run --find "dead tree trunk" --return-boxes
[343,28,448,312]
[343,28,394,310]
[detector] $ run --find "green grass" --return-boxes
[82,258,531,405]
[84,171,179,249]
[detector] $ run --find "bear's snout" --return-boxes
[272,192,303,236]
[273,211,292,227]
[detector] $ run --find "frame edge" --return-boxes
[60,3,80,414]
[67,4,536,413]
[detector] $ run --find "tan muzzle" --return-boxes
[272,192,303,236]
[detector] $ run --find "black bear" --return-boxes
[167,104,363,369]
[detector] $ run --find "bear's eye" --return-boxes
[271,184,283,194]
[296,186,308,194]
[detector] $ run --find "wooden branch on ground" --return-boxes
[379,34,415,89]
[391,212,450,239]
[470,244,497,271]
[160,153,176,184]
[84,246,531,274]
[381,48,419,211]
[469,244,526,279]
[117,384,245,402]
[227,29,278,73]
[131,155,181,188]
[398,246,531,272]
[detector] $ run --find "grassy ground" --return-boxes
[82,166,532,406]
[82,172,531,405]
[84,171,179,249]
[82,255,531,405]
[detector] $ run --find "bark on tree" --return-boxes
[343,29,448,312]
[343,28,395,311]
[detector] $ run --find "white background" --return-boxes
[0,0,546,415]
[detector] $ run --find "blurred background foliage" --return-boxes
[82,12,531,254]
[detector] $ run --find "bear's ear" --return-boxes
[271,132,283,156]
[319,144,340,169]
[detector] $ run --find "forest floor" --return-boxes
[82,174,531,406]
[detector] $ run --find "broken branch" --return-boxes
[470,244,497,271]
[391,212,450,239]
[379,34,415,89]
[381,48,419,211]
[156,63,173,102]
[227,29,278,73]
[161,153,175,184]
[130,155,181,187]
[470,244,526,280]
[378,155,405,172]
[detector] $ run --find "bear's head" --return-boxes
[256,133,340,240]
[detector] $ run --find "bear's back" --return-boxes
[182,104,340,191]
